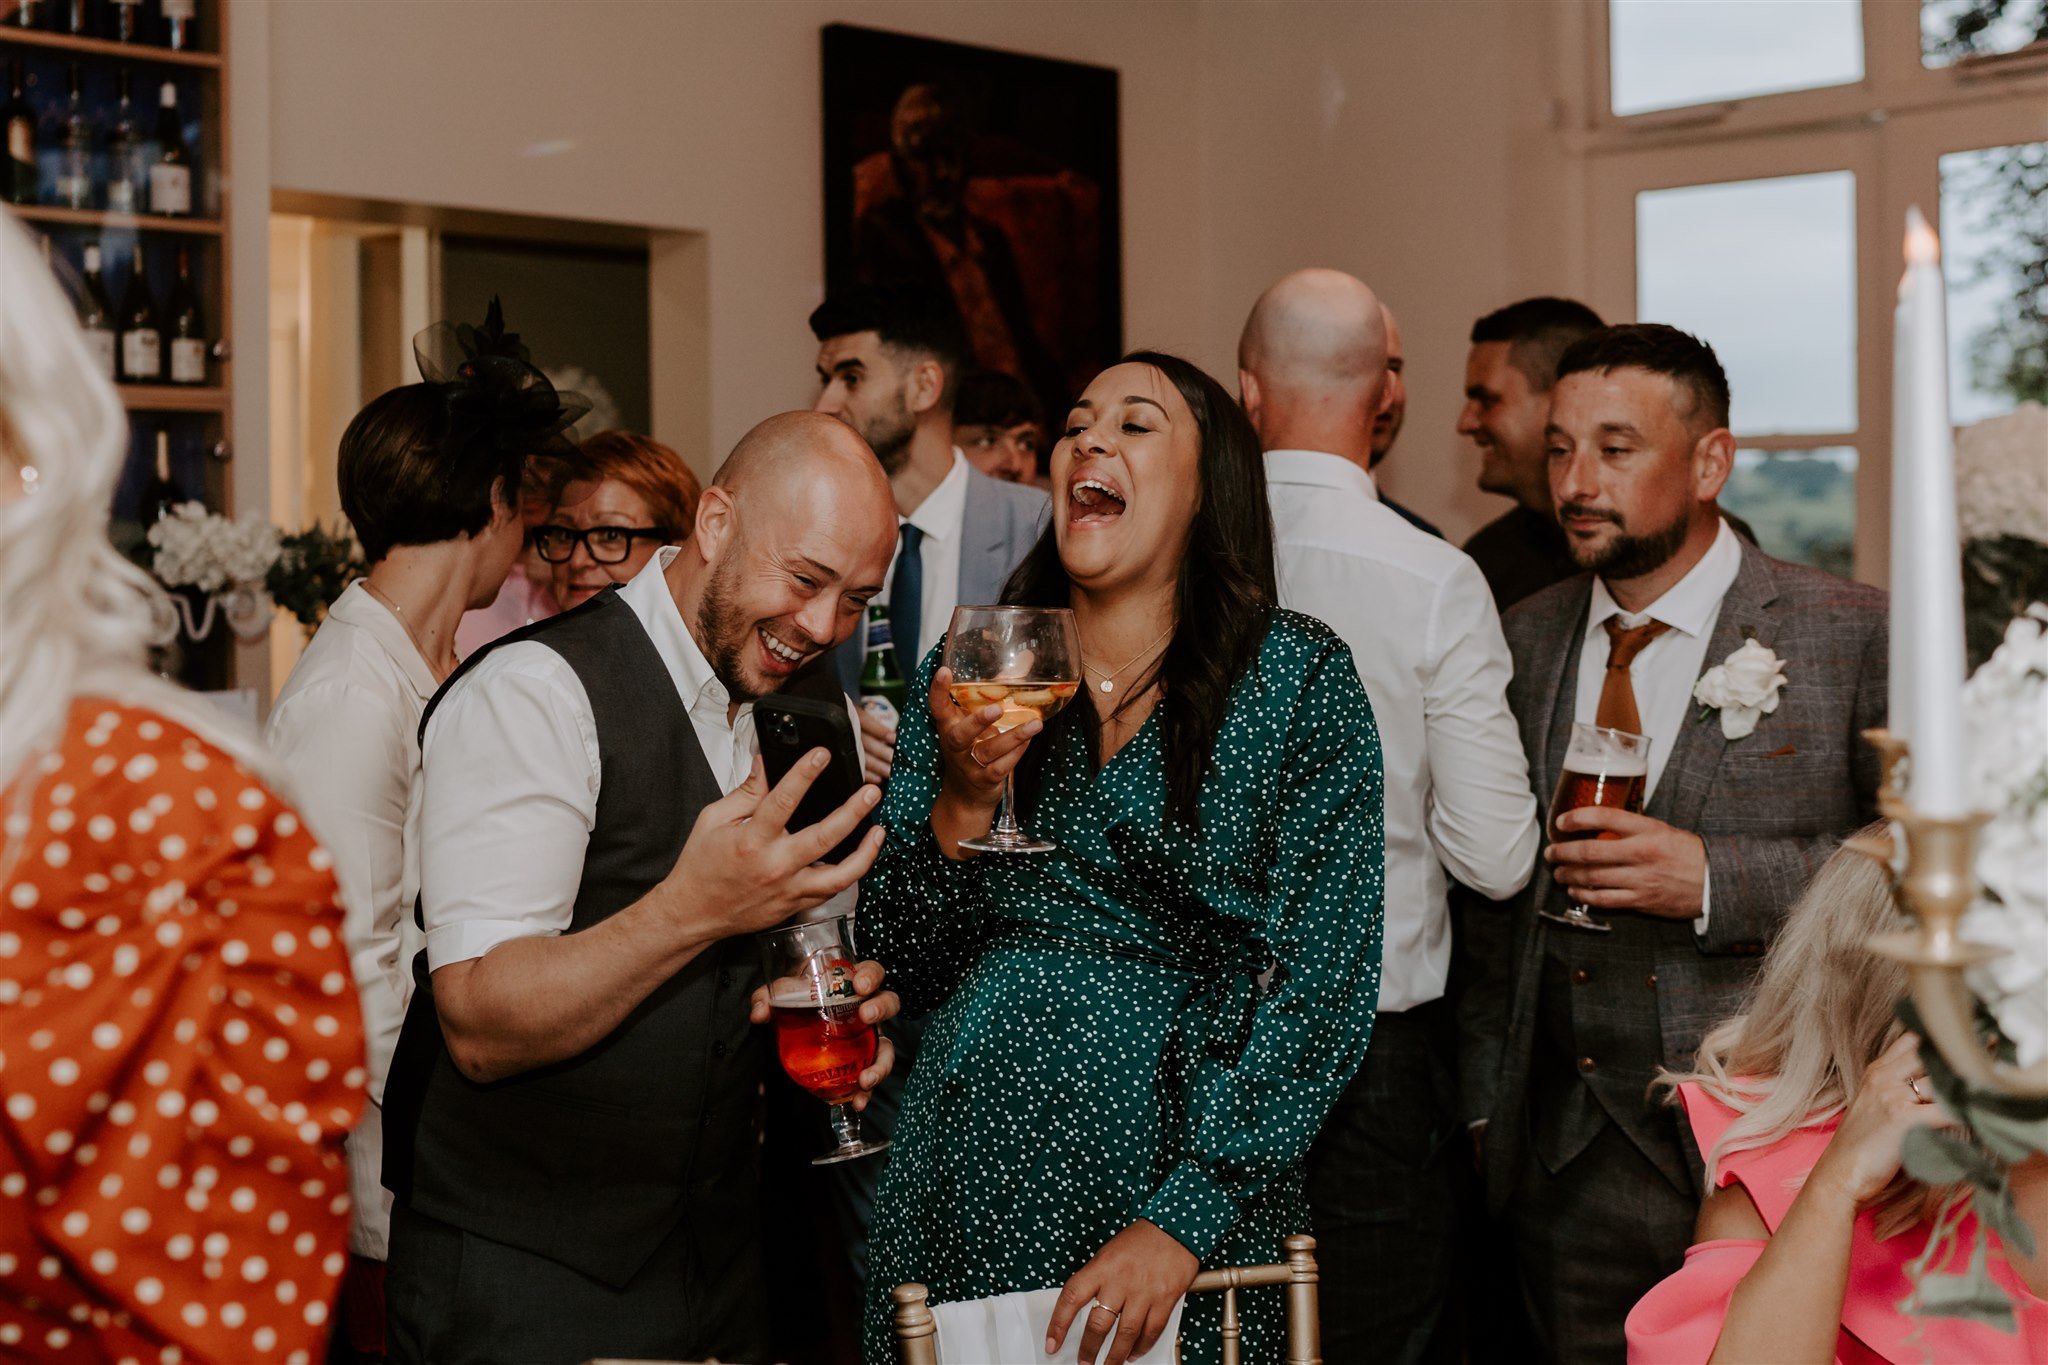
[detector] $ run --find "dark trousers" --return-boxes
[1506,1114,1697,1363]
[385,1202,769,1365]
[1304,1000,1460,1365]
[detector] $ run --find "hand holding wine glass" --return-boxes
[937,606,1081,855]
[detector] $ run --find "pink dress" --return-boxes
[1627,1081,2048,1364]
[453,571,556,657]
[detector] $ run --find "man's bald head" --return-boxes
[1236,269,1390,467]
[676,411,898,699]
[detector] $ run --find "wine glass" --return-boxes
[1538,722,1652,933]
[942,604,1081,855]
[757,913,890,1165]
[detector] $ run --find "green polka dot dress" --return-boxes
[858,610,1387,1364]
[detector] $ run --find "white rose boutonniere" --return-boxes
[1692,638,1787,740]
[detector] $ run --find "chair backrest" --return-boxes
[892,1233,1321,1365]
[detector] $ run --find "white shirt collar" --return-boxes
[904,448,972,541]
[1587,518,1743,638]
[1263,448,1380,501]
[618,546,742,724]
[326,580,440,701]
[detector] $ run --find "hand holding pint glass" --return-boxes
[1540,722,1651,933]
[758,913,890,1164]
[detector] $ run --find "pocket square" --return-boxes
[1764,744,1798,757]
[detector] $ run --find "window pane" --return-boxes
[1610,1,1863,116]
[1637,172,1858,436]
[1721,448,1857,577]
[1940,142,2047,424]
[1922,0,2048,68]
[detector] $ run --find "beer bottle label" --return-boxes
[865,617,893,652]
[122,329,161,380]
[170,338,206,384]
[149,164,191,216]
[84,331,115,379]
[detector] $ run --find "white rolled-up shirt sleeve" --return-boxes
[1421,556,1543,900]
[418,644,601,970]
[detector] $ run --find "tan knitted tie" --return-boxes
[1596,617,1671,735]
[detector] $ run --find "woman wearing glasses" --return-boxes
[535,429,703,610]
[264,302,588,1363]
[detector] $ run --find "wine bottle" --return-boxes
[147,80,188,216]
[12,0,43,29]
[117,247,162,383]
[104,66,142,214]
[55,62,91,210]
[108,0,137,41]
[63,0,87,35]
[3,59,33,207]
[167,245,205,385]
[141,428,180,523]
[160,0,195,50]
[79,243,117,380]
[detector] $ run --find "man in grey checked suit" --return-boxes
[1461,325,1886,1361]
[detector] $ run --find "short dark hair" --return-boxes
[953,369,1043,430]
[339,383,520,563]
[807,282,972,404]
[1470,297,1606,392]
[1555,323,1732,431]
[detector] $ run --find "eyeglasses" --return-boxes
[531,524,670,565]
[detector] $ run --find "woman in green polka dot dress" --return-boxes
[859,352,1387,1364]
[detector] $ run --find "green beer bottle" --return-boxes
[858,603,907,727]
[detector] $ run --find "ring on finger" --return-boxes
[969,743,990,769]
[1909,1075,1931,1103]
[1089,1300,1121,1319]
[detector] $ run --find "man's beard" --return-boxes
[1562,503,1691,580]
[697,553,765,702]
[860,396,918,477]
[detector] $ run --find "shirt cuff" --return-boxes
[1694,866,1712,936]
[1138,1159,1240,1262]
[425,917,561,971]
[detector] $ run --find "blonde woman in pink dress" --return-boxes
[1627,832,2048,1364]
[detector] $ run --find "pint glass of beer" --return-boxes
[1539,722,1652,933]
[757,913,890,1165]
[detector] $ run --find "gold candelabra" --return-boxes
[1851,728,2048,1098]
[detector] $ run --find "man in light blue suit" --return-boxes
[810,284,1048,783]
[805,282,1047,1283]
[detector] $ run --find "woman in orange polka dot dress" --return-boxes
[0,214,365,1364]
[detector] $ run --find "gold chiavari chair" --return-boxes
[892,1233,1321,1365]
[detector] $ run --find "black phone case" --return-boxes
[754,694,870,865]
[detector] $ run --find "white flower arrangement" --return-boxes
[1692,638,1788,740]
[146,501,282,595]
[1960,605,2048,1070]
[1955,401,2048,545]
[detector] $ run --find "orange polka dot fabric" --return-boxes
[1,701,366,1363]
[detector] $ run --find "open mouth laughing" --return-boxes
[1067,470,1128,525]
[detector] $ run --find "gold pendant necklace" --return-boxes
[1082,622,1174,695]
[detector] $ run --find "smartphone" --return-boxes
[754,694,871,865]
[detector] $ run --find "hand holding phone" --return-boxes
[755,694,874,864]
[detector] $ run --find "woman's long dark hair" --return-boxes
[1004,350,1277,831]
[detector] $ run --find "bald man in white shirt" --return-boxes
[1240,269,1540,1363]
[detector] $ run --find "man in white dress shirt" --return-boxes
[1238,269,1541,1363]
[380,412,906,1365]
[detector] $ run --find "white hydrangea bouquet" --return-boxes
[144,501,283,642]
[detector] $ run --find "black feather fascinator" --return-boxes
[412,296,591,466]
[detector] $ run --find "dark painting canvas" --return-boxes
[821,23,1122,430]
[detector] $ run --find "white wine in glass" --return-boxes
[942,605,1081,855]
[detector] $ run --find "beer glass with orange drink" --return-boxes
[942,604,1082,854]
[758,913,890,1164]
[1539,722,1652,933]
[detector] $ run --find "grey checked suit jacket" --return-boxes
[830,464,1049,695]
[1462,535,1887,1205]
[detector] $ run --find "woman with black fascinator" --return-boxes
[263,298,588,1364]
[857,352,1389,1363]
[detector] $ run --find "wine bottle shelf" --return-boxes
[0,28,218,68]
[12,204,222,234]
[119,383,225,412]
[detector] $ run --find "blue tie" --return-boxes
[892,523,925,681]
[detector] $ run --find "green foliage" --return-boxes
[1719,452,1856,577]
[267,523,365,631]
[1965,535,2048,670]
